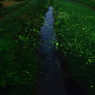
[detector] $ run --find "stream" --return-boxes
[36,6,86,95]
[36,6,65,95]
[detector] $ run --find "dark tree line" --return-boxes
[14,0,25,1]
[0,0,4,1]
[0,0,25,2]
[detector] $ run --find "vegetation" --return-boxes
[53,0,95,95]
[70,0,95,10]
[0,2,3,8]
[0,0,52,94]
[1,0,95,94]
[0,1,29,18]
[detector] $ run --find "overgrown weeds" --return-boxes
[53,0,95,95]
[0,0,52,94]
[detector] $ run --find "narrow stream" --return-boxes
[36,6,86,95]
[36,6,65,95]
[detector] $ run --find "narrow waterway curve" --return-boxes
[40,6,56,58]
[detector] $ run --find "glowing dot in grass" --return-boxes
[15,22,18,23]
[55,42,59,50]
[88,59,91,63]
[30,78,31,80]
[91,85,93,87]
[2,11,4,14]
[83,28,85,30]
[19,35,21,38]
[0,28,4,31]
[56,42,59,46]
[86,62,88,64]
[60,44,62,47]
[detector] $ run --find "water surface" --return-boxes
[37,6,65,95]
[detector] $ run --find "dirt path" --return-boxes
[0,1,19,7]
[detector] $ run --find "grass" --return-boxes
[0,0,52,94]
[53,0,95,95]
[70,0,95,10]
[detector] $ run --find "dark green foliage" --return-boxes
[50,0,54,6]
[0,0,51,94]
[71,0,95,10]
[0,3,3,9]
[0,1,29,18]
[53,0,95,95]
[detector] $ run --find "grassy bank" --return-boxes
[53,0,95,95]
[70,0,95,10]
[0,0,53,94]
